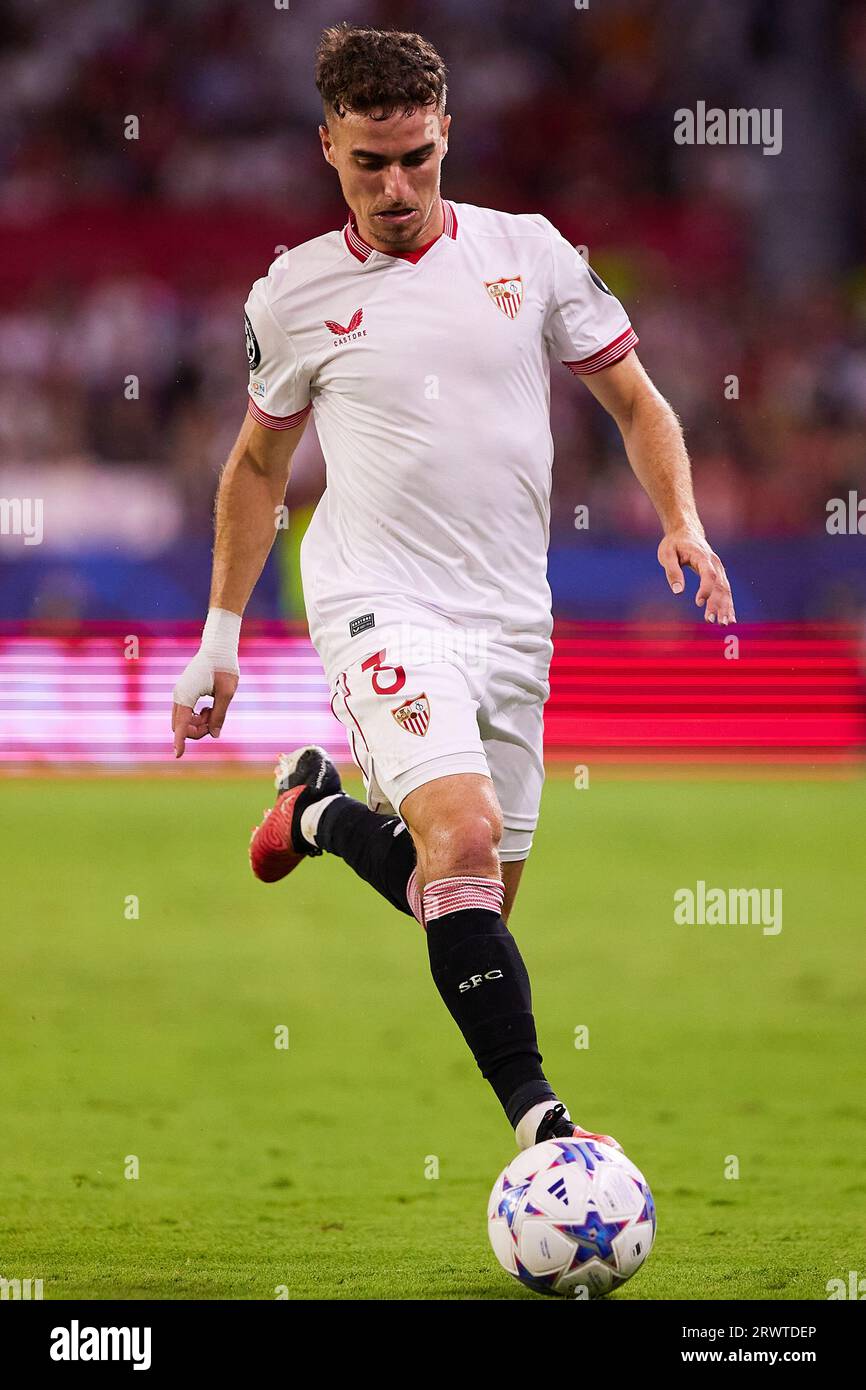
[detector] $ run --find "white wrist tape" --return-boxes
[172,608,241,708]
[201,607,242,671]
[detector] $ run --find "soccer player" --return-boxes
[172,25,735,1153]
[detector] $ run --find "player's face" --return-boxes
[320,105,450,253]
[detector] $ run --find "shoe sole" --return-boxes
[249,786,306,883]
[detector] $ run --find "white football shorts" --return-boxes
[325,621,550,862]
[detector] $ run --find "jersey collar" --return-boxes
[343,200,458,265]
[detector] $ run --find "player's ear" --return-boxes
[440,112,451,157]
[318,123,336,166]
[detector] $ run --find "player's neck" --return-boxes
[352,196,445,257]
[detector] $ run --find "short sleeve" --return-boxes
[537,216,638,376]
[243,275,312,429]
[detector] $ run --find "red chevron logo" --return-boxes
[324,308,364,336]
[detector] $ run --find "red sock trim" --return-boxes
[406,866,425,927]
[422,875,505,923]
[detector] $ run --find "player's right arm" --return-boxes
[171,408,310,757]
[172,265,314,757]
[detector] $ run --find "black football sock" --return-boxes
[422,876,556,1127]
[315,795,419,917]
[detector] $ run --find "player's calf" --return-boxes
[401,775,568,1139]
[422,870,618,1152]
[421,872,558,1131]
[314,793,420,917]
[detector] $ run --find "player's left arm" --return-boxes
[582,350,736,625]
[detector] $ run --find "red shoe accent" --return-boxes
[249,786,306,883]
[570,1125,623,1153]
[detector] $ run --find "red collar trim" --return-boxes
[343,200,458,263]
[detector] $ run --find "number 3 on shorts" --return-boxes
[361,649,406,696]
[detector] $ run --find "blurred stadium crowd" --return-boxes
[1,0,865,601]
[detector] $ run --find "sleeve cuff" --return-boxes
[563,326,639,376]
[247,397,312,430]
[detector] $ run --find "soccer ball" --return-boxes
[487,1137,656,1297]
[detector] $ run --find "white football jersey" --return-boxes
[244,200,637,679]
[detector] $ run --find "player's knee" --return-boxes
[402,774,504,881]
[421,805,503,880]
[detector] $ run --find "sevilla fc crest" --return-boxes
[392,693,430,737]
[485,276,523,319]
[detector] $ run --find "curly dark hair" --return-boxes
[315,23,447,122]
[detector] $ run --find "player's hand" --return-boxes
[658,528,736,625]
[171,609,242,757]
[172,665,239,758]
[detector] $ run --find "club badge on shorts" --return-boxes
[392,693,430,737]
[484,276,523,319]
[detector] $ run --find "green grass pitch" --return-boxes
[2,771,865,1300]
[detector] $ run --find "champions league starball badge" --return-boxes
[244,311,261,369]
